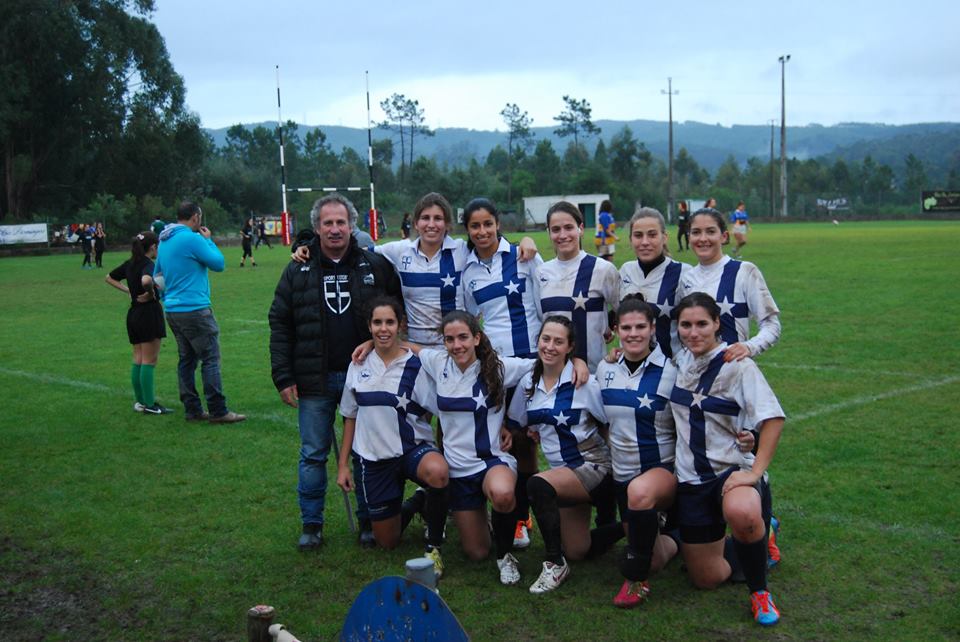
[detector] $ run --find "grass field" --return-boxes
[1,221,959,641]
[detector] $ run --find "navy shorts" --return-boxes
[675,467,771,544]
[448,460,511,512]
[353,442,439,522]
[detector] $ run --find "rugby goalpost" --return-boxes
[275,67,379,245]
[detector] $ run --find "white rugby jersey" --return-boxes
[596,347,676,482]
[668,343,785,485]
[377,236,470,346]
[619,257,690,359]
[677,255,780,357]
[417,348,534,478]
[507,361,607,471]
[537,251,620,372]
[339,350,434,462]
[463,238,543,358]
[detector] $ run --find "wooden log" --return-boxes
[247,604,275,642]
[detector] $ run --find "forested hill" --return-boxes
[206,120,960,175]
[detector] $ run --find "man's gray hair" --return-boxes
[310,193,359,230]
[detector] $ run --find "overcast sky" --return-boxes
[153,0,959,131]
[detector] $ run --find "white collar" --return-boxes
[617,345,668,376]
[466,237,512,267]
[536,360,574,394]
[414,235,458,259]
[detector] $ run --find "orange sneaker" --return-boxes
[751,590,780,626]
[513,520,531,549]
[767,516,781,568]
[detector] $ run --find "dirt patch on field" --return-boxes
[0,537,147,641]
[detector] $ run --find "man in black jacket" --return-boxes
[269,193,402,551]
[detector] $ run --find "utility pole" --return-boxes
[779,55,790,217]
[661,78,678,223]
[769,119,776,217]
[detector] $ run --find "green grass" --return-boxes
[1,221,959,640]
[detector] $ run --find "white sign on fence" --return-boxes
[0,223,48,245]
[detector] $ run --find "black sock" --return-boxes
[514,471,533,523]
[589,475,617,527]
[723,536,745,582]
[400,488,426,533]
[587,522,625,559]
[527,476,563,564]
[491,509,515,559]
[621,509,658,581]
[424,486,448,548]
[733,536,768,593]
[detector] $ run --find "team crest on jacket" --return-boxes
[324,274,351,313]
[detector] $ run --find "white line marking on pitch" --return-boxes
[762,362,917,379]
[790,375,960,423]
[0,367,112,391]
[234,319,269,325]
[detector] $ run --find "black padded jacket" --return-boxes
[268,236,402,396]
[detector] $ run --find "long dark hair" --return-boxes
[462,197,501,251]
[440,311,505,410]
[131,231,158,263]
[365,295,405,326]
[526,316,575,399]
[546,201,584,250]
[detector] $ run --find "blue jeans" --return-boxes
[165,308,228,417]
[298,371,369,527]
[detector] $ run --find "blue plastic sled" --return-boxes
[340,576,468,641]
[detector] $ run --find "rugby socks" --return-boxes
[621,508,658,581]
[514,471,533,525]
[586,522,625,559]
[424,486,448,548]
[130,364,144,404]
[140,364,155,407]
[400,488,426,533]
[733,536,768,593]
[589,475,617,527]
[723,536,746,582]
[527,476,563,565]
[491,509,516,560]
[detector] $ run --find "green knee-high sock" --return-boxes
[140,364,155,407]
[131,364,144,404]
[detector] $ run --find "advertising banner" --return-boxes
[0,223,48,245]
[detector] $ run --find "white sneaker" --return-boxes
[133,402,145,413]
[497,553,521,585]
[529,559,570,594]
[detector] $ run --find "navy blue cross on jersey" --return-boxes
[526,382,584,467]
[669,351,741,482]
[647,261,683,358]
[716,260,749,345]
[540,254,605,363]
[472,245,531,356]
[601,364,667,472]
[399,248,461,314]
[437,380,502,466]
[354,357,427,453]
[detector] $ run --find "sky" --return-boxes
[152,0,960,132]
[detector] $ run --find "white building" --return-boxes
[522,193,611,229]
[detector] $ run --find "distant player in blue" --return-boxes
[337,297,448,575]
[461,197,543,549]
[669,292,785,626]
[730,201,750,258]
[595,199,618,262]
[507,316,612,594]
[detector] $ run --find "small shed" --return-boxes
[522,193,610,229]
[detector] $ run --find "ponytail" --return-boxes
[131,231,159,263]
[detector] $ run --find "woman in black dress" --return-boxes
[240,217,257,267]
[105,232,172,415]
[94,222,106,268]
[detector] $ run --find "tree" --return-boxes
[405,98,434,171]
[0,0,192,220]
[714,155,742,192]
[379,94,409,182]
[553,96,601,147]
[525,140,562,195]
[500,103,535,204]
[609,126,640,183]
[903,153,928,197]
